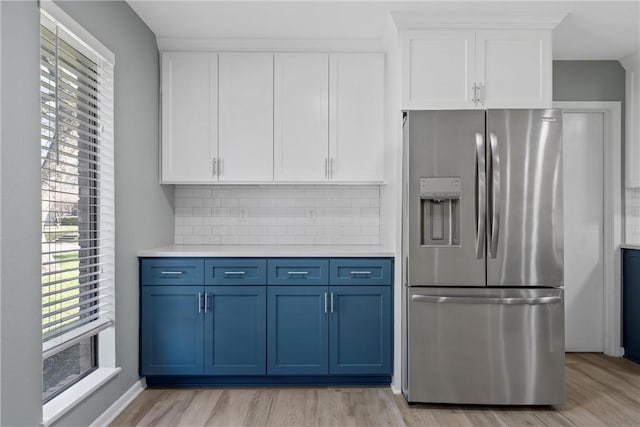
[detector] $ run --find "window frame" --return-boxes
[39,1,118,424]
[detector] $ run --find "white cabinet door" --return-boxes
[274,53,329,181]
[476,30,551,108]
[402,31,476,109]
[218,53,274,182]
[161,53,218,183]
[329,53,385,182]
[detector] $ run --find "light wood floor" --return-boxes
[111,354,640,426]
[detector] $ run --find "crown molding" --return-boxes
[157,37,384,52]
[391,12,567,31]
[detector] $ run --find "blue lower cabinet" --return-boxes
[204,286,266,375]
[623,249,640,364]
[141,286,204,376]
[267,286,329,375]
[329,286,392,375]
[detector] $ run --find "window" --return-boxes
[40,9,114,403]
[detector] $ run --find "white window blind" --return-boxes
[40,12,114,359]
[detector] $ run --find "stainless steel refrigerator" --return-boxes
[402,110,565,405]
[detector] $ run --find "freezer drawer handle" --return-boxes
[411,295,562,305]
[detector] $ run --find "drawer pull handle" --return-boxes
[160,271,183,276]
[287,271,309,275]
[350,271,372,275]
[224,271,246,275]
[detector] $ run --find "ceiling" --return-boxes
[127,1,639,60]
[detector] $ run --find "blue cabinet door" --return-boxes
[623,250,640,363]
[329,286,392,375]
[141,286,204,375]
[267,286,328,375]
[204,286,267,375]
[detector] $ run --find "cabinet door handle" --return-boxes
[324,292,328,314]
[160,271,183,276]
[212,157,217,176]
[325,158,328,178]
[198,292,203,313]
[220,158,224,176]
[330,158,334,178]
[477,82,484,105]
[330,292,334,313]
[472,84,478,105]
[204,292,209,313]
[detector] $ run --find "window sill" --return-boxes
[42,367,121,427]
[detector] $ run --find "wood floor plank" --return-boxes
[111,354,640,427]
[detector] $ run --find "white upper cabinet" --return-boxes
[218,53,274,182]
[402,29,552,109]
[476,30,551,108]
[161,51,386,184]
[274,53,329,181]
[330,53,385,182]
[403,31,476,110]
[161,52,218,183]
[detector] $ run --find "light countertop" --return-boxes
[138,245,396,258]
[620,244,640,251]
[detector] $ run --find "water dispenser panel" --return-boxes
[419,177,461,246]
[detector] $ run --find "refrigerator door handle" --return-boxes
[488,132,501,258]
[411,295,562,305]
[474,132,486,259]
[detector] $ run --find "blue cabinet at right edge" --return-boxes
[623,249,640,364]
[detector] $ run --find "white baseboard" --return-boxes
[90,378,146,427]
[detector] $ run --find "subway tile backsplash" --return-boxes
[626,188,640,245]
[174,185,380,245]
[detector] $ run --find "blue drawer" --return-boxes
[268,259,329,285]
[140,258,204,286]
[205,258,267,285]
[329,258,393,286]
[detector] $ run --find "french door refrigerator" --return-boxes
[402,110,565,405]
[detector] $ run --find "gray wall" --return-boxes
[553,60,626,103]
[1,2,43,425]
[0,1,174,425]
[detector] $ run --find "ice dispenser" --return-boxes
[420,177,461,246]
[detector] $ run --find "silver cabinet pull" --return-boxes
[350,271,372,275]
[472,84,478,104]
[324,292,328,314]
[488,132,501,258]
[474,132,486,259]
[198,292,203,313]
[330,292,334,313]
[212,157,217,176]
[412,295,562,305]
[224,271,246,275]
[330,158,334,178]
[204,292,209,313]
[324,158,328,178]
[477,82,485,105]
[287,271,309,275]
[160,271,183,275]
[219,158,224,176]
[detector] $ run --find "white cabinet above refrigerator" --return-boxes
[402,29,552,110]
